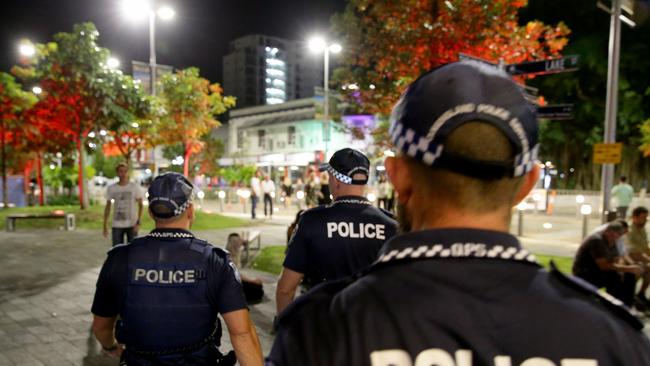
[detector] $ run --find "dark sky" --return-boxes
[0,0,347,83]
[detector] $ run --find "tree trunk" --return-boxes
[76,136,88,209]
[183,143,191,177]
[36,152,44,206]
[1,120,7,209]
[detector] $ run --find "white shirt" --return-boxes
[106,181,143,228]
[251,177,262,197]
[262,179,276,194]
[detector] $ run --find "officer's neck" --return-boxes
[332,186,365,199]
[411,207,512,233]
[154,218,191,231]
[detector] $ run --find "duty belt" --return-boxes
[125,327,218,356]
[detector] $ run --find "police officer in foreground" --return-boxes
[91,172,263,366]
[275,148,397,314]
[267,61,650,365]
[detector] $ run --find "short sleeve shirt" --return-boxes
[106,182,143,228]
[91,229,247,318]
[283,196,397,285]
[573,232,618,279]
[612,183,634,207]
[626,225,648,254]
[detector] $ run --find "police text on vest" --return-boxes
[327,222,385,240]
[133,269,196,284]
[370,349,597,366]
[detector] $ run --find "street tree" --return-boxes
[0,72,36,208]
[13,22,151,208]
[156,67,235,177]
[331,0,570,116]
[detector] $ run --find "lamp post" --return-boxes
[308,37,341,159]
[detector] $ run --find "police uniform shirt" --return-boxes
[572,232,619,283]
[268,228,650,366]
[283,195,397,286]
[91,228,247,352]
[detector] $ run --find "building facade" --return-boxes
[222,34,324,108]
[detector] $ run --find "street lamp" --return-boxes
[19,43,35,57]
[120,0,174,96]
[308,36,342,159]
[107,57,120,69]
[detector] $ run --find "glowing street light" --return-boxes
[32,86,42,95]
[19,43,35,57]
[107,57,120,69]
[157,6,175,20]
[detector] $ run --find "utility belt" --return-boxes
[125,327,218,356]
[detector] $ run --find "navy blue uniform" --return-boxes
[269,228,650,365]
[283,195,397,287]
[91,228,246,365]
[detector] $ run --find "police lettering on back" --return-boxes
[371,349,597,366]
[326,222,386,240]
[132,268,196,284]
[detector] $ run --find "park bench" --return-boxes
[6,213,76,232]
[241,230,261,267]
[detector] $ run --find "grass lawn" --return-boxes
[0,204,247,231]
[250,245,575,276]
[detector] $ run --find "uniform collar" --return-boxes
[375,228,538,266]
[147,228,195,239]
[332,195,371,205]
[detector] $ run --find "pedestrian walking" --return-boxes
[268,61,650,365]
[250,171,262,219]
[92,172,262,365]
[103,162,144,246]
[262,175,275,218]
[612,176,634,219]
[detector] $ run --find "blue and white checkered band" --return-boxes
[147,231,194,239]
[389,119,539,178]
[327,166,353,184]
[375,242,538,266]
[173,199,192,216]
[149,196,193,217]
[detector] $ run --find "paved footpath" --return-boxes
[1,212,649,365]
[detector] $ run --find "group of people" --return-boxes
[93,61,650,365]
[574,206,650,311]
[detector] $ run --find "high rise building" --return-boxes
[223,34,324,108]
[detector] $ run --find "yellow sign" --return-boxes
[593,143,622,164]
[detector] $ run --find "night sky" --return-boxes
[0,0,347,83]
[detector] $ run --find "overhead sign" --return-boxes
[505,55,579,76]
[537,104,574,120]
[593,143,623,164]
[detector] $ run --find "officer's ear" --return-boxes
[385,156,412,204]
[186,203,195,222]
[513,163,540,207]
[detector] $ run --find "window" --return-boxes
[258,130,266,148]
[287,126,296,145]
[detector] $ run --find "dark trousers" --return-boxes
[583,270,637,307]
[251,196,258,219]
[264,193,273,217]
[112,227,136,246]
[617,206,629,219]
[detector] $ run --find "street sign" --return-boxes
[537,104,574,120]
[505,55,579,76]
[593,143,623,164]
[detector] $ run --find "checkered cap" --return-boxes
[389,60,539,180]
[319,148,370,185]
[148,173,195,219]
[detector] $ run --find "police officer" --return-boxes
[267,61,650,365]
[91,172,262,366]
[275,148,397,314]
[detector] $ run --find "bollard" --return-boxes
[581,204,592,239]
[217,191,225,212]
[516,202,527,237]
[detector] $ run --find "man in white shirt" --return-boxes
[250,171,262,219]
[262,175,276,219]
[103,163,144,246]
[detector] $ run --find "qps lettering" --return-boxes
[327,222,386,240]
[426,103,514,140]
[370,349,597,366]
[130,266,203,286]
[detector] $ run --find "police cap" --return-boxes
[319,148,370,185]
[148,172,195,219]
[389,60,538,180]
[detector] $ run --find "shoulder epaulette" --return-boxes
[379,207,396,219]
[549,262,644,330]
